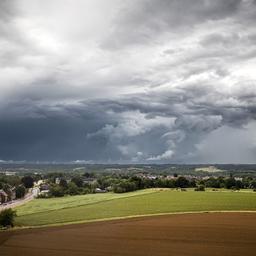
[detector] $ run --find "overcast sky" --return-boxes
[0,0,256,163]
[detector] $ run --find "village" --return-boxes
[1,166,255,206]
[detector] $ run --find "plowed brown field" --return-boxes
[1,212,256,256]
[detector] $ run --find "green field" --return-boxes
[15,189,256,227]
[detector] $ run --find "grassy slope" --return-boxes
[16,189,157,216]
[15,189,256,227]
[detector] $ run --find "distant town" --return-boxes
[1,164,256,207]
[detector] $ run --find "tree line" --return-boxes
[42,173,256,197]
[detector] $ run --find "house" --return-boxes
[10,187,16,200]
[1,187,16,201]
[40,183,50,191]
[55,177,61,184]
[39,190,49,196]
[83,178,97,185]
[0,189,8,204]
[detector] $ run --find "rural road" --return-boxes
[0,188,39,211]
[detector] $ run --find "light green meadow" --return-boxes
[15,189,256,227]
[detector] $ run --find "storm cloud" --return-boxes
[0,0,256,163]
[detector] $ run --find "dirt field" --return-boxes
[1,212,256,256]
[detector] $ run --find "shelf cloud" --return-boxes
[0,0,256,163]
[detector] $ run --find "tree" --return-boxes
[225,177,236,189]
[67,182,79,195]
[0,209,16,227]
[59,178,68,188]
[235,180,243,189]
[49,185,64,197]
[83,172,95,178]
[113,180,137,193]
[205,177,220,188]
[4,176,21,187]
[21,176,34,188]
[130,176,144,189]
[175,176,189,188]
[16,185,26,199]
[3,184,13,201]
[154,178,168,188]
[97,177,113,189]
[71,176,83,187]
[195,185,205,191]
[242,177,252,188]
[189,179,197,188]
[166,179,176,188]
[249,180,256,189]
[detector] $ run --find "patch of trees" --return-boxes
[43,178,99,198]
[195,185,205,191]
[98,175,256,194]
[71,176,84,187]
[0,209,16,228]
[21,176,34,188]
[59,178,68,188]
[202,176,256,190]
[109,176,196,193]
[0,174,28,201]
[0,175,21,187]
[15,185,26,199]
[39,171,256,197]
[49,184,65,197]
[113,179,137,193]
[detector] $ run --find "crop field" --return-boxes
[15,189,256,227]
[1,213,256,256]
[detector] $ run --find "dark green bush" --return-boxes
[195,185,205,191]
[0,209,17,228]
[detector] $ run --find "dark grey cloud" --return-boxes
[102,0,243,49]
[0,0,256,163]
[1,82,255,163]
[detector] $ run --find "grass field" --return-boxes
[15,189,256,227]
[16,189,156,216]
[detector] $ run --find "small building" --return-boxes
[5,171,17,176]
[55,177,61,184]
[2,187,16,201]
[83,178,97,185]
[39,190,50,196]
[40,184,50,191]
[10,187,16,200]
[0,189,8,204]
